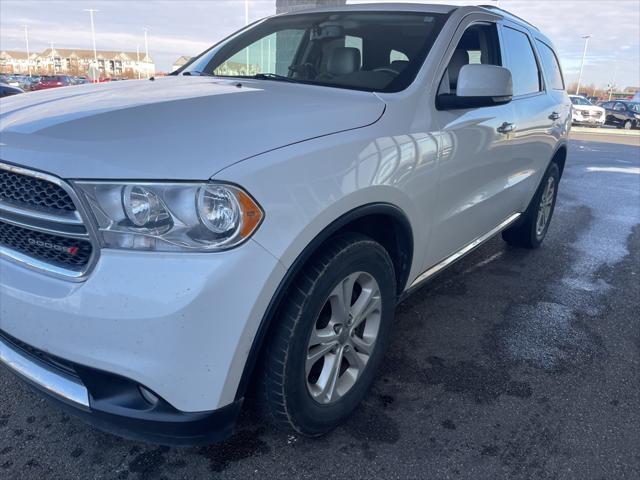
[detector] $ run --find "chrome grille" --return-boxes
[0,168,76,212]
[0,162,98,280]
[0,221,92,270]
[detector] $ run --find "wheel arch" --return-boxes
[234,202,414,401]
[552,142,568,177]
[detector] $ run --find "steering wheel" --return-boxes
[372,67,400,75]
[288,63,317,79]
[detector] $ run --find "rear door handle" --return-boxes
[497,122,515,134]
[548,112,560,121]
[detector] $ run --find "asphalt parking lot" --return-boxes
[1,133,639,480]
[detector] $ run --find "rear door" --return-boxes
[613,102,628,124]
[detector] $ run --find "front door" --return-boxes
[425,20,518,270]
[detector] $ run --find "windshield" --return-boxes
[627,102,640,113]
[570,96,592,106]
[183,11,446,92]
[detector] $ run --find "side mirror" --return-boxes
[437,64,513,110]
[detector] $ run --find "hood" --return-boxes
[0,76,385,179]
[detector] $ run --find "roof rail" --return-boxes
[478,5,539,31]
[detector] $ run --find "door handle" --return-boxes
[497,122,515,134]
[548,112,560,121]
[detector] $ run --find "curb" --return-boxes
[571,126,640,137]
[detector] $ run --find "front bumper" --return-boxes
[0,329,241,445]
[571,113,605,125]
[0,240,285,442]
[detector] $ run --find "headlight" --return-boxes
[74,181,263,251]
[634,114,640,120]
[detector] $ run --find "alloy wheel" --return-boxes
[536,176,555,237]
[305,272,382,404]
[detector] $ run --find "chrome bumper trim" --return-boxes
[0,335,90,409]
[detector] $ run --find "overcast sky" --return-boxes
[1,0,638,89]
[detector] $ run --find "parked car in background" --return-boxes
[599,100,640,129]
[0,4,570,445]
[5,75,23,88]
[0,82,24,98]
[569,95,605,126]
[32,75,73,90]
[18,76,41,91]
[71,76,90,85]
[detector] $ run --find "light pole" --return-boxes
[608,61,618,101]
[84,9,99,81]
[22,25,31,76]
[50,42,56,74]
[575,34,591,95]
[143,28,150,78]
[136,44,141,79]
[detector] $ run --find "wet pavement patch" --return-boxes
[197,427,270,473]
[496,301,605,372]
[424,356,532,403]
[127,446,169,480]
[343,403,401,444]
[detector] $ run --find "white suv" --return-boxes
[0,4,570,445]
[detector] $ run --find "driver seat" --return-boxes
[317,47,361,80]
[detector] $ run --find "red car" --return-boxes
[33,75,73,90]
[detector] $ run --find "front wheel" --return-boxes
[502,162,560,249]
[259,234,396,436]
[624,120,633,130]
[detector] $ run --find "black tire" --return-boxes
[624,120,633,130]
[502,162,560,249]
[259,233,396,436]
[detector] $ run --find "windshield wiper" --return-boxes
[182,71,215,77]
[249,73,299,83]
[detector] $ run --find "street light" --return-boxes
[136,44,141,79]
[84,9,99,82]
[50,42,56,74]
[143,28,150,79]
[22,25,31,76]
[576,34,591,95]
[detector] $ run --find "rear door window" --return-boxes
[502,26,541,96]
[536,40,564,90]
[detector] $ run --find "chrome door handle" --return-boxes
[548,112,560,121]
[497,122,515,134]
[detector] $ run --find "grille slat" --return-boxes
[0,169,76,212]
[0,164,96,278]
[0,220,92,270]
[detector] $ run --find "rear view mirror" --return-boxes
[437,64,513,110]
[310,24,345,41]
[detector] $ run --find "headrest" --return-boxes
[327,47,361,77]
[390,60,410,72]
[448,49,469,89]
